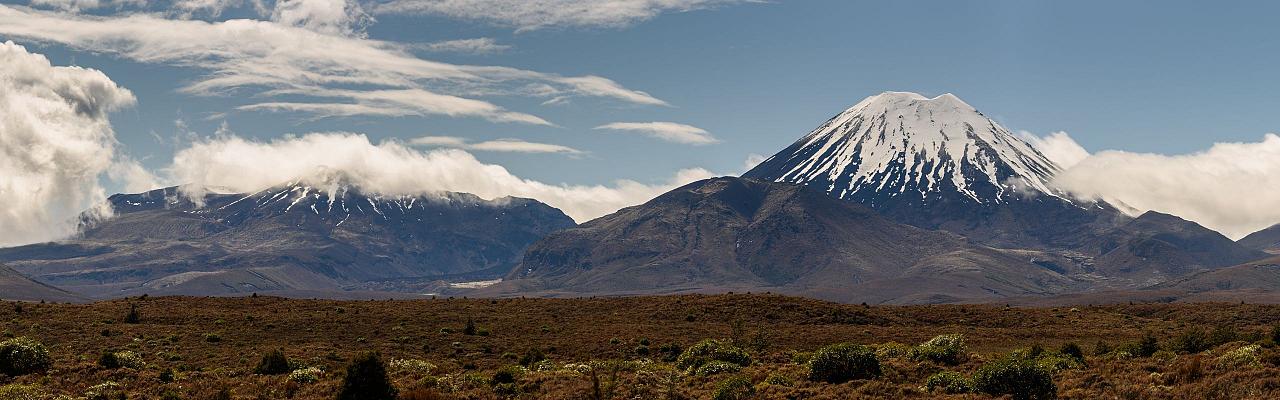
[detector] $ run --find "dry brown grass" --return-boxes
[1,294,1279,399]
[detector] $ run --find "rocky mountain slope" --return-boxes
[0,264,83,302]
[0,181,575,298]
[493,177,1092,304]
[1240,224,1280,254]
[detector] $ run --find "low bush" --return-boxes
[675,339,751,373]
[972,354,1056,400]
[490,365,525,385]
[0,384,44,400]
[925,371,972,394]
[0,337,51,376]
[1169,328,1210,354]
[84,382,126,400]
[1217,344,1262,369]
[711,376,754,400]
[695,360,742,376]
[910,334,967,365]
[98,350,143,370]
[389,358,435,376]
[338,352,398,400]
[288,367,323,384]
[254,348,291,375]
[807,343,880,383]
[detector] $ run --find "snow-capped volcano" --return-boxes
[744,91,1062,204]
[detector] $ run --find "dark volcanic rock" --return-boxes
[1080,211,1269,283]
[0,183,575,298]
[495,177,1089,304]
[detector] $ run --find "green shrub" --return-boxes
[0,384,44,400]
[84,382,125,400]
[972,354,1056,400]
[712,376,754,400]
[1209,325,1239,347]
[1170,328,1210,354]
[490,365,525,385]
[1217,344,1262,369]
[1036,352,1084,373]
[762,373,793,387]
[1057,343,1084,363]
[874,342,911,360]
[1271,325,1280,345]
[519,348,545,367]
[925,371,972,394]
[254,348,291,375]
[0,337,51,376]
[338,352,398,400]
[695,360,742,376]
[675,339,751,373]
[910,334,967,365]
[389,358,434,377]
[807,343,880,383]
[289,367,323,384]
[98,350,142,370]
[124,304,141,324]
[204,333,222,343]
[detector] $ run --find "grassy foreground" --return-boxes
[2,294,1280,399]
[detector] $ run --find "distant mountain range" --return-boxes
[496,92,1270,303]
[0,180,573,299]
[1,91,1275,304]
[1240,224,1280,254]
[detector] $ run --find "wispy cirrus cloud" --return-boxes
[594,121,718,145]
[410,136,584,154]
[0,3,667,124]
[371,0,760,31]
[418,37,512,54]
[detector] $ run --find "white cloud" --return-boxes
[0,5,666,123]
[418,38,511,54]
[1018,130,1091,169]
[168,132,714,222]
[271,0,373,37]
[594,121,718,145]
[28,0,144,12]
[742,153,766,172]
[1048,133,1280,239]
[372,0,758,31]
[0,41,138,246]
[410,135,583,154]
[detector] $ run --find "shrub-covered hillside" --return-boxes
[1,294,1280,399]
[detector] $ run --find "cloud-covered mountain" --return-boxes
[0,180,575,298]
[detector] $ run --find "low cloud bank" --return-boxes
[170,132,715,222]
[1025,131,1280,239]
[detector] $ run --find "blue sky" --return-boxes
[6,0,1277,186]
[3,0,1280,244]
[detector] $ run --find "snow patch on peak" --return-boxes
[745,92,1065,204]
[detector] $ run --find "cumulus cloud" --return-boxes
[0,4,666,123]
[169,132,714,221]
[594,121,718,145]
[1038,132,1280,239]
[0,41,138,246]
[372,0,759,31]
[418,37,511,54]
[1018,131,1091,169]
[410,135,583,154]
[28,0,144,12]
